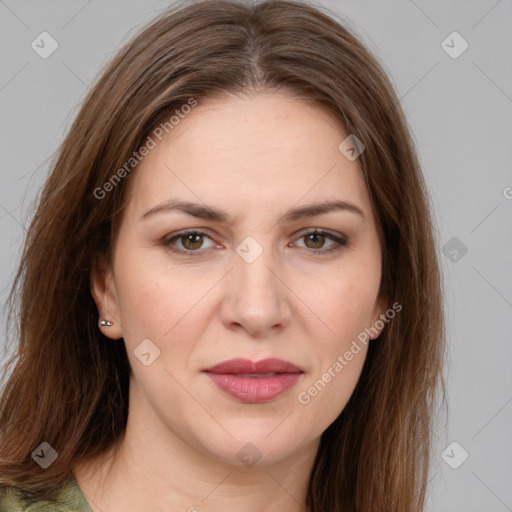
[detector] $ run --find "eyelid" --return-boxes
[294,228,346,248]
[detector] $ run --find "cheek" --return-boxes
[296,281,374,421]
[300,264,381,345]
[294,335,369,439]
[292,265,378,415]
[113,245,202,336]
[113,252,216,380]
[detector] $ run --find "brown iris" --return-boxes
[304,233,326,249]
[181,233,204,250]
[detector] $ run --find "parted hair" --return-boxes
[0,1,446,510]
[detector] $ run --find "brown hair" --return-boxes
[0,0,446,510]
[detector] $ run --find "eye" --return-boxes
[293,229,347,254]
[163,230,218,255]
[161,228,347,256]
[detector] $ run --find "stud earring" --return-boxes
[99,320,113,327]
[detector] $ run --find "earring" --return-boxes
[100,320,113,327]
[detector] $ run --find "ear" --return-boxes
[369,293,390,340]
[90,254,124,340]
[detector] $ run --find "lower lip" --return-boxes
[204,372,303,403]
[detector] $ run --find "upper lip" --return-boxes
[203,358,303,374]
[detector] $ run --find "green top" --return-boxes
[0,477,92,512]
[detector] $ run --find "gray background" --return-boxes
[1,1,511,510]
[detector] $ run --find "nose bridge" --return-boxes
[224,236,289,335]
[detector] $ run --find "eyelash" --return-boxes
[161,229,347,257]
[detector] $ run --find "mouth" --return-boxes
[202,358,304,403]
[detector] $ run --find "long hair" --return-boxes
[0,1,446,510]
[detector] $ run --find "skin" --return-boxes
[73,91,389,512]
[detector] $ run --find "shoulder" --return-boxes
[0,478,91,512]
[0,484,60,511]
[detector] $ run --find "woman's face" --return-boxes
[93,91,388,466]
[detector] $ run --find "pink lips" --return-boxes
[203,358,304,403]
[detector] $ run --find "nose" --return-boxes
[220,245,292,337]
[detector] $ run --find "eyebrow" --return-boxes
[140,199,366,224]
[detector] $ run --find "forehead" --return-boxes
[122,92,372,224]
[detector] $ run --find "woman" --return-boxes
[0,0,446,510]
